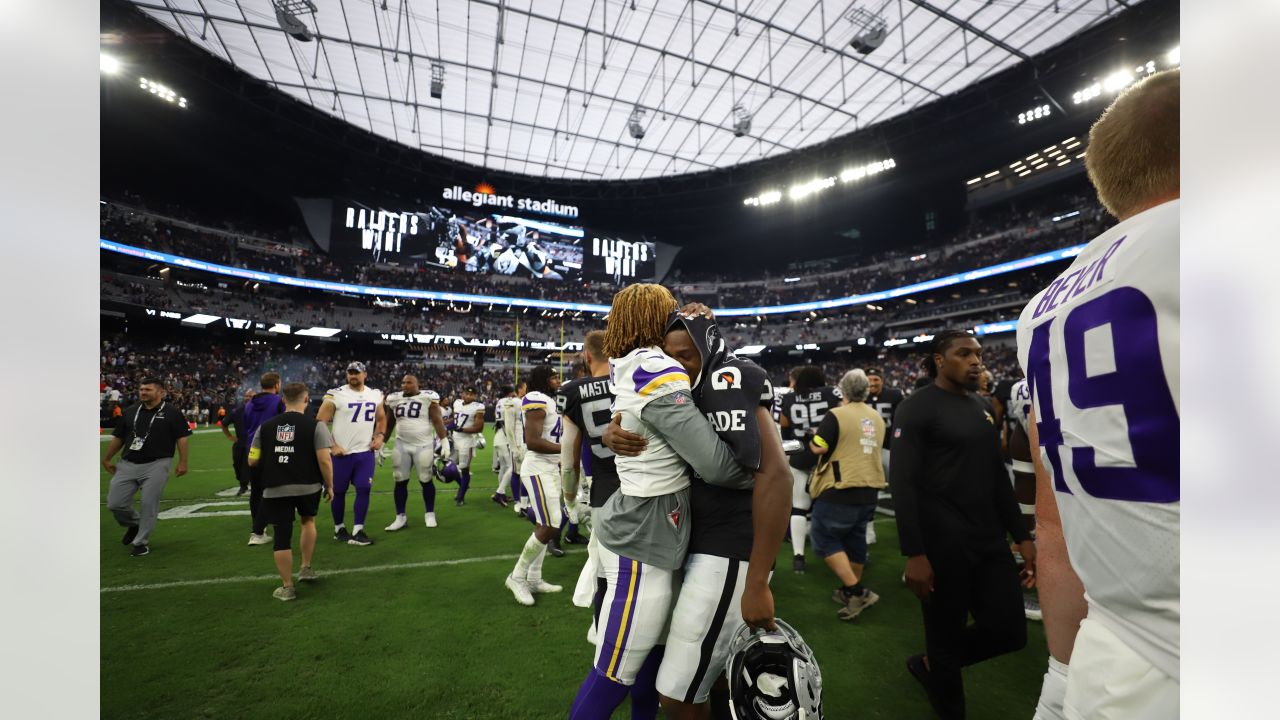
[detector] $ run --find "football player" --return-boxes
[778,366,842,573]
[504,365,566,606]
[559,331,619,638]
[568,285,755,720]
[383,374,450,531]
[557,356,594,547]
[1018,69,1179,720]
[507,381,531,517]
[451,386,486,506]
[864,368,904,546]
[491,385,518,507]
[316,361,386,547]
[604,311,792,720]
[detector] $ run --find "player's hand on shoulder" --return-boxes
[602,413,646,457]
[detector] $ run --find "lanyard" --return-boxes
[132,401,165,444]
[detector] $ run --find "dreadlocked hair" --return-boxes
[921,328,975,378]
[602,284,678,358]
[527,364,558,395]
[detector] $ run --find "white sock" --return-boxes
[497,475,511,494]
[527,543,549,583]
[791,516,809,557]
[513,533,542,581]
[353,524,364,534]
[335,523,346,531]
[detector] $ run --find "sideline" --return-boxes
[101,551,578,593]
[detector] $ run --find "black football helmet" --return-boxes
[725,619,823,720]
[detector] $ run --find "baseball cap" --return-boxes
[346,361,367,373]
[464,385,479,393]
[865,367,883,377]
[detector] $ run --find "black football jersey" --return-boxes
[865,387,905,449]
[780,386,842,470]
[689,357,774,561]
[556,375,618,508]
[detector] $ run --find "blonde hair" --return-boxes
[602,284,677,358]
[1085,68,1179,220]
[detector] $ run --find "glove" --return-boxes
[438,437,452,462]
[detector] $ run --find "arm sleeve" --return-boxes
[889,400,928,557]
[991,429,1031,543]
[641,392,753,490]
[314,422,334,449]
[812,412,840,453]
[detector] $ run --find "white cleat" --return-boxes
[247,533,272,546]
[505,574,535,606]
[528,579,563,594]
[425,512,438,528]
[385,515,408,532]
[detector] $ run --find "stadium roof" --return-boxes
[130,0,1137,181]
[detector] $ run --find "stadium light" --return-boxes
[732,104,752,137]
[430,61,445,99]
[1016,104,1051,125]
[295,327,342,337]
[627,106,647,140]
[180,313,220,326]
[100,54,121,75]
[1167,46,1180,66]
[138,77,188,108]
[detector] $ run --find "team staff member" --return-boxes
[243,373,286,546]
[248,383,335,601]
[891,330,1035,719]
[221,389,255,496]
[864,368,903,546]
[102,377,191,557]
[809,369,887,622]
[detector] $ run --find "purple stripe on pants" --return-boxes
[596,556,641,679]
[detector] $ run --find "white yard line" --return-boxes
[100,552,574,593]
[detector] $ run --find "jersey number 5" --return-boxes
[1027,287,1179,503]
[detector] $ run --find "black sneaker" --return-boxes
[236,486,248,496]
[563,531,589,545]
[348,529,374,546]
[547,537,565,558]
[130,544,150,557]
[335,527,352,543]
[491,493,510,508]
[792,554,806,574]
[121,525,139,546]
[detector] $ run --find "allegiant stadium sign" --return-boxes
[441,185,580,219]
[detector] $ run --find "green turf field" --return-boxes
[100,429,1049,719]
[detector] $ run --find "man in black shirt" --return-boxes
[221,389,255,495]
[890,330,1036,719]
[778,366,842,574]
[102,377,192,557]
[248,383,335,601]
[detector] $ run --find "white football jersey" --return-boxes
[385,390,439,447]
[494,396,519,446]
[520,390,561,460]
[511,394,527,448]
[609,346,694,497]
[1016,199,1180,680]
[324,384,385,454]
[452,399,487,434]
[1007,378,1031,436]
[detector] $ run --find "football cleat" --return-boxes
[130,544,150,557]
[385,515,408,532]
[563,531,589,545]
[547,537,565,558]
[425,512,438,528]
[491,492,510,508]
[726,619,823,720]
[121,525,139,546]
[334,527,352,543]
[348,530,374,546]
[792,554,806,574]
[505,574,535,606]
[528,579,562,594]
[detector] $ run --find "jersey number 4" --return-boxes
[1027,287,1179,503]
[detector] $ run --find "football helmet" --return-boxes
[725,619,823,720]
[434,459,461,484]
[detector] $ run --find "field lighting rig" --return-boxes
[273,0,317,42]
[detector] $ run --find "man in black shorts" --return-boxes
[248,382,335,601]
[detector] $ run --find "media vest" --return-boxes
[259,412,323,491]
[810,402,886,500]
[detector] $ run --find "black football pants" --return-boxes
[231,441,248,491]
[918,545,1027,719]
[248,463,267,535]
